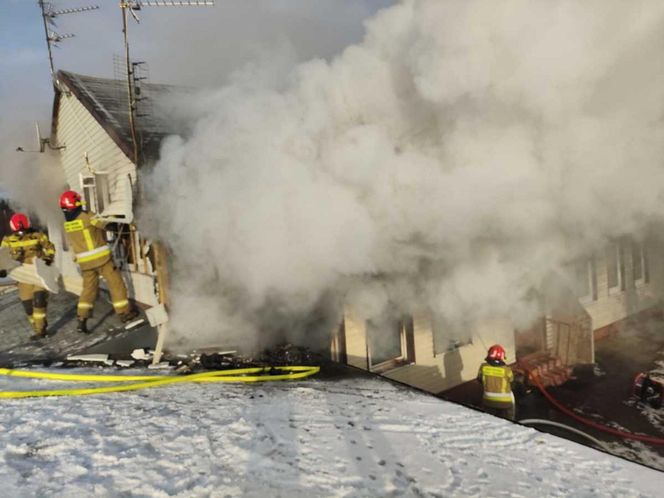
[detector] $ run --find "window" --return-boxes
[632,241,650,285]
[80,172,111,215]
[576,260,590,297]
[633,241,643,281]
[618,242,626,291]
[432,314,472,356]
[95,173,111,214]
[81,175,96,213]
[590,257,598,300]
[606,244,619,291]
[367,315,414,372]
[575,257,597,301]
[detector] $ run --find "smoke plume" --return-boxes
[0,126,65,228]
[141,0,664,351]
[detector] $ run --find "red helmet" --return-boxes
[60,190,83,210]
[487,344,506,361]
[9,213,30,233]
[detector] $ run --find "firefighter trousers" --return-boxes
[18,282,48,335]
[482,402,516,421]
[77,260,130,319]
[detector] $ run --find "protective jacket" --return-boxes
[1,230,55,265]
[62,210,131,320]
[1,230,54,336]
[63,211,111,270]
[477,360,514,408]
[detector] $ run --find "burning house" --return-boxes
[44,68,664,393]
[46,70,181,337]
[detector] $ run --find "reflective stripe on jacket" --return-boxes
[478,362,514,407]
[1,231,56,265]
[63,211,111,270]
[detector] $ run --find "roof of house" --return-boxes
[53,70,185,165]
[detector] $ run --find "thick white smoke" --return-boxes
[141,0,664,351]
[0,127,65,228]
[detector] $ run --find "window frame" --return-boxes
[79,171,111,215]
[633,241,649,287]
[367,316,415,373]
[577,257,598,304]
[606,243,622,295]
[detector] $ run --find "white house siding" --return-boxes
[53,90,135,290]
[56,91,136,219]
[581,241,659,331]
[343,310,369,370]
[342,310,516,395]
[52,90,160,306]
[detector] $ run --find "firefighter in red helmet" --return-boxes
[477,344,515,420]
[0,212,55,338]
[59,190,138,333]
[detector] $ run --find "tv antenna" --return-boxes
[119,1,214,166]
[16,122,66,153]
[38,1,100,82]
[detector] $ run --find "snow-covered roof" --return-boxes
[0,371,660,496]
[0,288,660,496]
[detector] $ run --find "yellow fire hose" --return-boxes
[0,366,320,399]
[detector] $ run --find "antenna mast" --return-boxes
[119,1,214,166]
[37,1,100,84]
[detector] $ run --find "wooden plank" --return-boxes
[151,241,171,365]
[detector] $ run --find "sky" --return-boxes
[0,0,394,199]
[0,0,395,119]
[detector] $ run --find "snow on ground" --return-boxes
[0,371,661,498]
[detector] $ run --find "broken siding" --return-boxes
[47,219,83,295]
[125,271,159,307]
[56,91,136,218]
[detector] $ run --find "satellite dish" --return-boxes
[15,122,65,153]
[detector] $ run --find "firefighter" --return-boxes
[477,344,515,420]
[59,190,138,333]
[0,213,55,338]
[640,374,663,409]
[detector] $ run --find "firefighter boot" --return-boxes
[120,307,140,324]
[31,320,48,340]
[32,299,48,338]
[77,318,89,334]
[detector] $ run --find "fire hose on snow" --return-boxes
[0,366,320,399]
[518,418,610,451]
[524,366,664,446]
